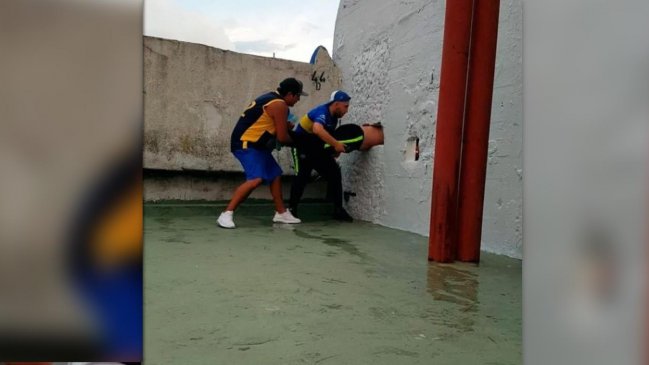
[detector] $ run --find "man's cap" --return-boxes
[329,90,351,103]
[278,78,309,96]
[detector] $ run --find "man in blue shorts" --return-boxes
[217,78,306,228]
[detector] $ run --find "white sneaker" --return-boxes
[273,210,301,224]
[217,211,236,228]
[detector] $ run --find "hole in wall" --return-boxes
[344,191,356,203]
[405,136,420,162]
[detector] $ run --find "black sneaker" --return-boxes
[333,208,353,222]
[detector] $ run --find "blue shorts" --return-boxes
[233,148,283,185]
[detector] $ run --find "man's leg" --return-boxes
[289,151,314,217]
[269,175,300,223]
[269,175,287,213]
[315,156,343,209]
[225,178,263,211]
[218,177,263,228]
[312,154,351,221]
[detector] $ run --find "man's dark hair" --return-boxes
[277,78,308,97]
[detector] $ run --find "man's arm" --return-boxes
[313,123,345,153]
[266,101,293,144]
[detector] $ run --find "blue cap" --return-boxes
[329,90,351,103]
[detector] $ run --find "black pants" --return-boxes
[289,137,342,211]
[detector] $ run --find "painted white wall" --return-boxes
[334,0,522,258]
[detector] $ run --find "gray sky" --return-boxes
[144,0,340,63]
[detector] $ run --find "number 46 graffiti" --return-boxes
[311,71,326,90]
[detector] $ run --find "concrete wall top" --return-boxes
[144,36,342,173]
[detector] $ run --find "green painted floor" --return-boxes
[144,202,521,364]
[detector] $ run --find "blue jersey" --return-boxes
[293,103,338,136]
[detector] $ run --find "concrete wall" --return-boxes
[144,36,342,173]
[143,37,341,201]
[144,172,328,202]
[333,0,523,258]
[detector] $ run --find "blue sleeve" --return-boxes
[307,106,328,126]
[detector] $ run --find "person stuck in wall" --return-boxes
[288,90,354,221]
[217,78,307,228]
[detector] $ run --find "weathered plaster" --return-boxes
[334,0,522,258]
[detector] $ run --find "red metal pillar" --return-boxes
[428,0,474,262]
[457,0,501,262]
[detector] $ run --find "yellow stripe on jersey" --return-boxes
[91,183,142,269]
[240,99,285,142]
[298,114,315,134]
[324,135,364,148]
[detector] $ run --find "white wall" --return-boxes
[334,0,522,258]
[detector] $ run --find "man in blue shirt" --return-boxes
[289,90,353,221]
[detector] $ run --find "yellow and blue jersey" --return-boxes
[293,103,338,136]
[230,92,286,152]
[70,149,143,360]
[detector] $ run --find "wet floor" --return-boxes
[144,202,521,364]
